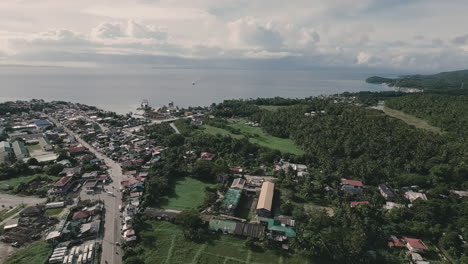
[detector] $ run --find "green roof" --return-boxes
[208,219,237,233]
[267,219,296,238]
[221,188,242,212]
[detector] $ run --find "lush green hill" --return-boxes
[366,69,468,91]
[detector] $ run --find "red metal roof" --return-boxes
[54,176,73,187]
[403,237,427,250]
[68,146,87,153]
[72,211,90,219]
[388,238,405,248]
[201,152,216,161]
[350,201,370,207]
[341,179,364,187]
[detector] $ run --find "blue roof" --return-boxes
[33,119,52,127]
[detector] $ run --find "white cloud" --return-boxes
[0,0,468,71]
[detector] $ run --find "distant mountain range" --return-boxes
[366,69,468,91]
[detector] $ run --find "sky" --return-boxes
[1,0,468,72]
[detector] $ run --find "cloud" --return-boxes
[452,34,468,45]
[1,0,468,71]
[91,20,168,41]
[91,22,126,39]
[228,18,284,50]
[355,51,381,65]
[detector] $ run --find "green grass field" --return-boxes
[0,205,25,222]
[44,207,64,217]
[229,122,305,155]
[0,174,59,194]
[26,144,42,153]
[201,125,243,139]
[161,177,214,211]
[383,106,442,134]
[136,220,312,264]
[5,241,52,264]
[257,105,293,111]
[201,122,304,155]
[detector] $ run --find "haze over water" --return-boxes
[0,67,391,114]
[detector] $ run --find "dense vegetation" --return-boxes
[210,95,468,263]
[366,69,468,91]
[386,94,468,137]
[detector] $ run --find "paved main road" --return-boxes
[49,116,123,264]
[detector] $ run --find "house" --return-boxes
[267,218,296,241]
[82,171,98,180]
[450,190,468,198]
[383,202,405,210]
[201,152,216,161]
[350,201,370,207]
[83,180,98,191]
[403,237,427,253]
[256,181,275,217]
[229,167,244,174]
[378,184,396,200]
[59,167,82,177]
[405,191,428,202]
[38,136,53,151]
[275,215,295,227]
[12,140,29,161]
[53,176,74,194]
[73,211,91,222]
[3,218,19,231]
[0,141,13,165]
[234,222,265,239]
[68,146,87,156]
[340,179,364,193]
[388,236,406,248]
[220,188,242,216]
[20,205,43,217]
[123,229,137,241]
[231,178,246,189]
[33,119,53,130]
[80,220,101,237]
[209,219,237,234]
[57,159,72,167]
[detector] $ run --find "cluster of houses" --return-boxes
[46,201,103,243]
[0,109,60,165]
[339,178,440,263]
[210,176,296,249]
[388,236,430,264]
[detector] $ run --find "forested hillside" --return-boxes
[366,69,468,91]
[386,94,468,138]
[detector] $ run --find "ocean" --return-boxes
[0,67,391,114]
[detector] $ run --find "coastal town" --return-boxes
[0,97,467,264]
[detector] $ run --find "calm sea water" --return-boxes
[0,67,391,114]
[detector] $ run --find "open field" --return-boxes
[201,125,243,139]
[0,205,25,222]
[44,207,64,217]
[383,106,442,134]
[26,144,42,153]
[4,241,52,264]
[161,177,214,211]
[229,122,305,155]
[136,220,314,264]
[0,174,59,194]
[257,105,293,111]
[201,123,304,155]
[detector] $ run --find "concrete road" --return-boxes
[0,193,46,209]
[169,122,181,134]
[49,116,123,264]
